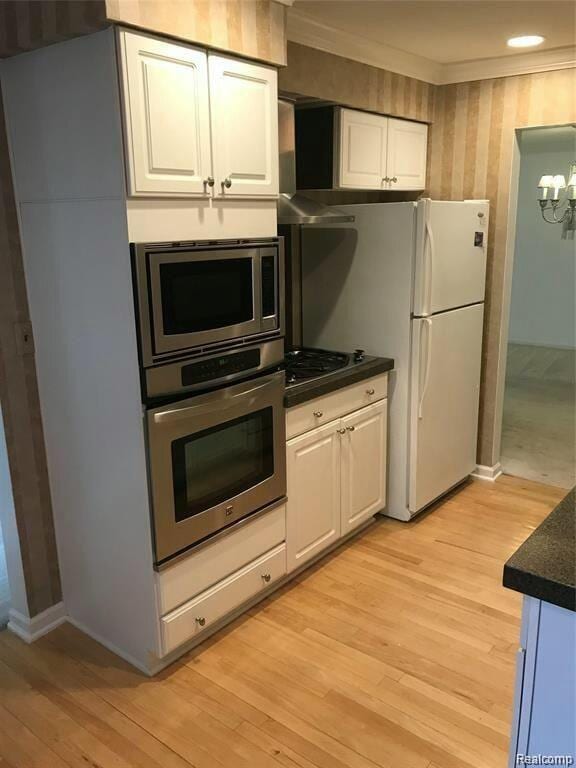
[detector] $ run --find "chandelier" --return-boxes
[537,162,576,227]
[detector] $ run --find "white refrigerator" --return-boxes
[301,199,489,520]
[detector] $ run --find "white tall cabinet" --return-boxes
[119,29,278,200]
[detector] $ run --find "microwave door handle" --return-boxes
[253,252,263,325]
[152,378,276,425]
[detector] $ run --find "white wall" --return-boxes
[508,126,576,349]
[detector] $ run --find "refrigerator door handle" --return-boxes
[423,217,435,317]
[418,318,433,419]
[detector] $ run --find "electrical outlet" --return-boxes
[14,322,35,356]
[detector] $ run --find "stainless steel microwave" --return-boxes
[132,239,284,367]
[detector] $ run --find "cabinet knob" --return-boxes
[366,388,375,395]
[262,573,271,583]
[204,176,215,187]
[382,177,390,184]
[347,425,356,432]
[391,176,398,183]
[223,177,232,189]
[195,617,206,627]
[337,428,347,435]
[313,411,323,418]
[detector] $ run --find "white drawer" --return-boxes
[161,543,286,655]
[156,503,286,615]
[286,374,388,439]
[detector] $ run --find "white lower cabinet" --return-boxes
[286,421,341,572]
[286,382,388,573]
[161,543,286,654]
[341,401,387,535]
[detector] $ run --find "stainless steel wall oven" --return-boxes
[147,370,286,565]
[132,237,286,567]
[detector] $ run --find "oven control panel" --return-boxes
[181,349,261,386]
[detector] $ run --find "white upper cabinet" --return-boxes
[336,108,427,191]
[209,55,279,198]
[338,108,388,189]
[386,118,428,190]
[341,401,387,535]
[119,31,212,197]
[118,31,278,199]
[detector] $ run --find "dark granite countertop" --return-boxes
[284,355,394,408]
[503,488,575,612]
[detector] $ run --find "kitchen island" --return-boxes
[503,487,575,767]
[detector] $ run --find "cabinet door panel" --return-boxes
[386,118,428,190]
[209,55,278,198]
[338,108,387,189]
[120,31,212,197]
[286,421,341,572]
[341,401,387,534]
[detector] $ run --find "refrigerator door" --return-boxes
[413,199,489,316]
[409,303,484,514]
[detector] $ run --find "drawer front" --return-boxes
[161,544,286,655]
[157,504,286,615]
[287,374,388,439]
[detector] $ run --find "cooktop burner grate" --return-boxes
[284,348,351,384]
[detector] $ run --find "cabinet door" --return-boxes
[338,108,387,189]
[341,401,387,535]
[209,55,278,198]
[119,31,212,197]
[286,421,341,572]
[385,118,428,190]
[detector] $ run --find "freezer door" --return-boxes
[409,303,484,514]
[413,200,489,316]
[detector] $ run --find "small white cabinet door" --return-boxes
[209,55,278,198]
[341,401,387,535]
[386,118,428,190]
[338,108,387,189]
[286,421,341,572]
[119,31,212,197]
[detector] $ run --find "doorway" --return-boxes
[501,126,576,489]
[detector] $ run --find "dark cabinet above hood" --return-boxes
[277,99,354,226]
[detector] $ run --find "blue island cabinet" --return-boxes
[509,596,576,767]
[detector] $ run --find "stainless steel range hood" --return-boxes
[278,99,355,225]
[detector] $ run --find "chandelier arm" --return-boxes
[540,207,570,224]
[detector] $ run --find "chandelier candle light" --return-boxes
[537,162,576,226]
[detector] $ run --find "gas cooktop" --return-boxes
[284,347,367,386]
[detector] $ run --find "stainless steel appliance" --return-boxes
[132,238,284,368]
[148,369,286,565]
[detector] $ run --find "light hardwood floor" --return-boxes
[0,476,564,768]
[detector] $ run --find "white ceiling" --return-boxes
[288,1,576,83]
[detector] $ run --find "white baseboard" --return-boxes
[471,463,503,482]
[8,601,67,643]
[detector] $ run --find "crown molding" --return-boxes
[444,46,576,84]
[287,9,576,86]
[287,10,443,84]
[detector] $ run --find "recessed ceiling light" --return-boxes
[507,35,545,48]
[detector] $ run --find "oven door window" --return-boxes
[171,407,274,522]
[160,258,254,335]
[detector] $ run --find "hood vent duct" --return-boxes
[277,99,355,225]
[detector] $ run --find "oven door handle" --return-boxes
[152,376,280,425]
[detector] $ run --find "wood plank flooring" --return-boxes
[0,476,564,768]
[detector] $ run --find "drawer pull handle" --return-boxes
[195,616,206,627]
[262,573,271,583]
[313,411,323,418]
[337,428,347,435]
[347,426,356,432]
[366,388,375,395]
